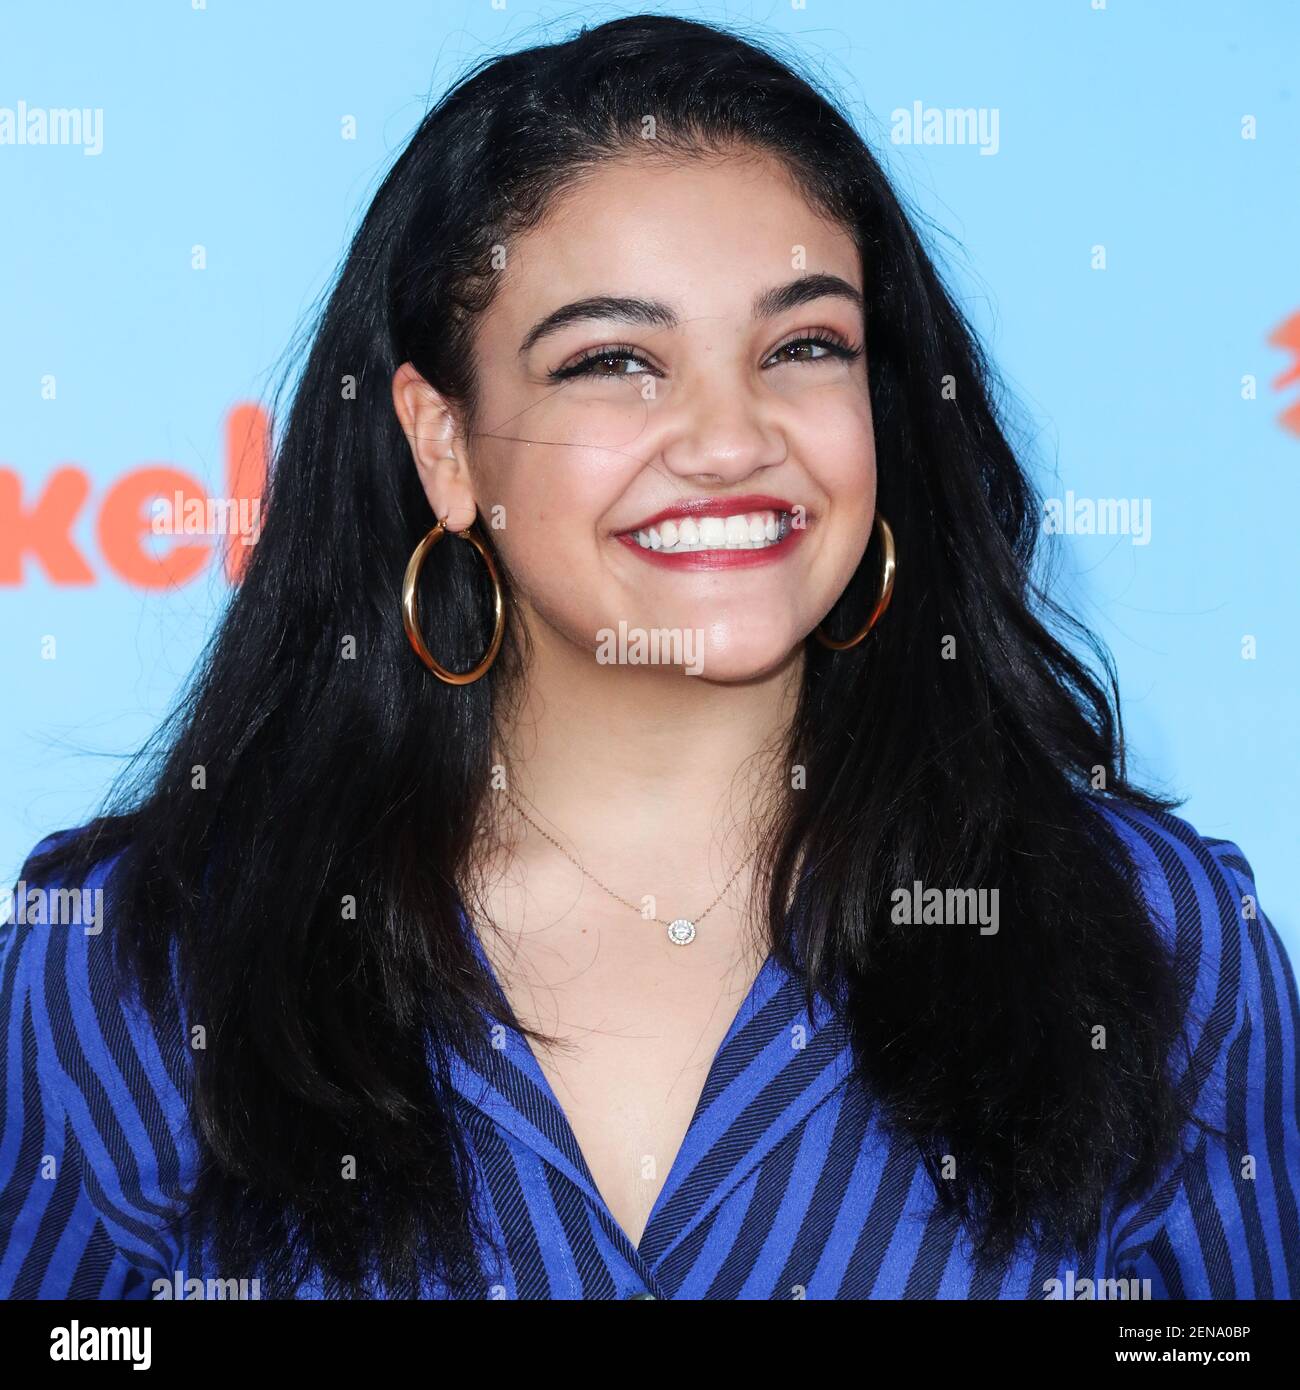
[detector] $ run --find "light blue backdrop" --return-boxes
[2,1,1296,958]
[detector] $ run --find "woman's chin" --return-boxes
[589,606,800,681]
[585,617,803,684]
[672,631,806,684]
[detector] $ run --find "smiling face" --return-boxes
[400,150,878,683]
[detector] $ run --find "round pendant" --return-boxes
[666,918,697,946]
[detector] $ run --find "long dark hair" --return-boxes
[27,14,1195,1294]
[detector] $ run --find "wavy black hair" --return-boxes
[26,14,1196,1295]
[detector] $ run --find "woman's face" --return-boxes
[405,151,877,683]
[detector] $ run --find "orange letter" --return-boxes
[0,466,95,584]
[225,403,268,583]
[98,467,212,588]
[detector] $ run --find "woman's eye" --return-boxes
[552,348,653,380]
[766,336,861,366]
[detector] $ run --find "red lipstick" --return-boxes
[618,494,798,533]
[613,494,809,571]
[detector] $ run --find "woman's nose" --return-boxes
[655,373,786,484]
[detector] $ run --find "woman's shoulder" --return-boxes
[3,822,192,1086]
[1092,787,1284,952]
[1082,790,1293,1077]
[1081,794,1300,1296]
[1,824,196,1298]
[5,824,141,1025]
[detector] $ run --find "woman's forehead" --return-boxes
[484,157,862,338]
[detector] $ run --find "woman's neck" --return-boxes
[489,614,804,895]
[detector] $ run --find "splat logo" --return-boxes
[1269,310,1300,437]
[0,404,267,587]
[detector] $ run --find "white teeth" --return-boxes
[700,516,728,546]
[629,509,789,553]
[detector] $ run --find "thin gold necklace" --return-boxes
[502,791,755,947]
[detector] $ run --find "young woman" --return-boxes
[3,15,1297,1301]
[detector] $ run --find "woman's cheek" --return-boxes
[803,400,875,494]
[511,378,666,456]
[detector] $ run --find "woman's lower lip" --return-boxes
[614,522,807,569]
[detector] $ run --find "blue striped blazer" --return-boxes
[2,797,1298,1299]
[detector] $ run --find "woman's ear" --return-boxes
[391,362,478,532]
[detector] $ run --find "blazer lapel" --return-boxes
[636,957,856,1269]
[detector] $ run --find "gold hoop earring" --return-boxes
[402,519,506,684]
[814,514,896,651]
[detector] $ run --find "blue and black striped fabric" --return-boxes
[2,798,1298,1298]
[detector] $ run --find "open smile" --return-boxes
[613,494,807,570]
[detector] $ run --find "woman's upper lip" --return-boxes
[616,494,801,535]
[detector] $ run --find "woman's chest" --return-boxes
[448,1057,1118,1299]
[474,905,766,1249]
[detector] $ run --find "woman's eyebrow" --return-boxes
[517,273,863,355]
[518,295,675,355]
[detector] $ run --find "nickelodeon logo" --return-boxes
[0,405,266,587]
